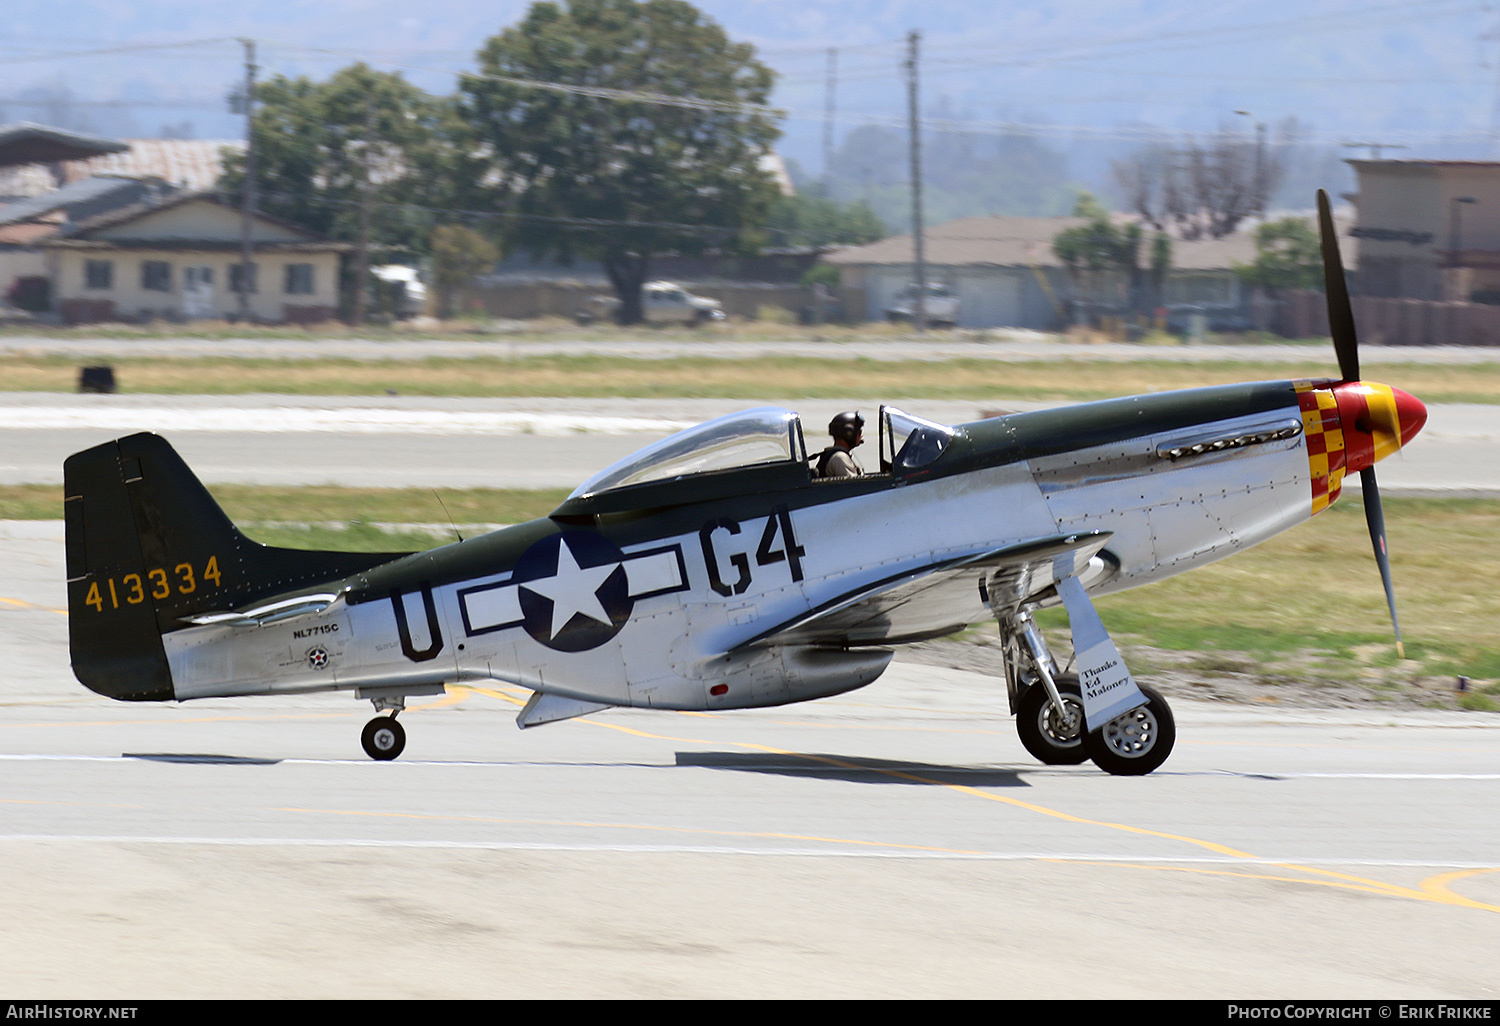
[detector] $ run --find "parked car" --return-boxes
[885,282,960,328]
[577,281,726,326]
[371,265,427,319]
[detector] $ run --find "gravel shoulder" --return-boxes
[898,630,1496,713]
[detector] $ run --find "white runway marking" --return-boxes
[0,833,1495,869]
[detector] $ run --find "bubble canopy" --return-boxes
[569,407,808,499]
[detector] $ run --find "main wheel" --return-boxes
[1016,675,1090,765]
[361,715,406,761]
[1083,684,1175,776]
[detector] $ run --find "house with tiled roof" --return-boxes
[61,139,241,193]
[40,191,352,325]
[0,175,179,307]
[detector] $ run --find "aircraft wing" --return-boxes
[730,531,1113,651]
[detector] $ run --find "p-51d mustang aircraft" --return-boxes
[64,193,1426,774]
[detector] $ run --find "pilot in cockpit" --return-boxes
[815,411,865,478]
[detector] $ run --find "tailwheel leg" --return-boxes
[354,687,441,761]
[361,714,406,761]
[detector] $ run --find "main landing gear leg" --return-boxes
[999,581,1176,775]
[1000,611,1089,765]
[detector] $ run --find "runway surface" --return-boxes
[3,523,1499,998]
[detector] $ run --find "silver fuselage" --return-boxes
[162,385,1318,710]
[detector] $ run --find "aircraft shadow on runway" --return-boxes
[125,752,282,765]
[676,750,1028,787]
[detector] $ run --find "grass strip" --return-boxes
[4,353,1498,404]
[0,484,567,534]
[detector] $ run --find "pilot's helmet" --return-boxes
[829,411,864,447]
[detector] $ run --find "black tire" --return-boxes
[1083,684,1175,776]
[1016,675,1090,765]
[361,715,406,761]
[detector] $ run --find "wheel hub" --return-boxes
[1041,700,1083,744]
[1099,706,1158,758]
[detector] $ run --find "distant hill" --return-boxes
[0,0,1485,220]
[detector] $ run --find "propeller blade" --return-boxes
[1359,466,1406,660]
[1317,188,1360,383]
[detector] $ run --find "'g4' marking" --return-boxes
[700,507,805,598]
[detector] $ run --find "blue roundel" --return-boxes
[512,531,631,652]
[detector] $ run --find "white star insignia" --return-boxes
[521,540,620,638]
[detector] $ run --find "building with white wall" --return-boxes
[41,192,350,324]
[824,214,1258,331]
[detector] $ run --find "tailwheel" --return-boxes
[1015,674,1090,765]
[1083,684,1175,776]
[361,715,407,761]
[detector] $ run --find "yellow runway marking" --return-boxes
[458,685,1500,913]
[1048,860,1431,902]
[1,711,358,729]
[0,686,469,730]
[1420,867,1500,911]
[0,595,67,616]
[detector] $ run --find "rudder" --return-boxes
[65,433,408,701]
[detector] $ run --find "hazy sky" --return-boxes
[1,0,1496,169]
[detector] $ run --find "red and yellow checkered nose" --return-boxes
[1332,382,1427,474]
[1296,381,1426,514]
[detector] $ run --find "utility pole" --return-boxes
[237,38,257,323]
[1234,110,1269,219]
[905,30,926,334]
[353,100,374,326]
[823,49,838,191]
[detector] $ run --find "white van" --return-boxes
[885,282,959,328]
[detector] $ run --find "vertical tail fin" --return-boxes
[65,433,408,701]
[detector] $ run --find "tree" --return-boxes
[459,0,782,324]
[220,64,465,259]
[1052,192,1170,315]
[764,193,886,249]
[430,225,500,318]
[1111,124,1286,240]
[1236,217,1322,293]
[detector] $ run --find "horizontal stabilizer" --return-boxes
[516,691,616,729]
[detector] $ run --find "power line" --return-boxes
[0,38,239,64]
